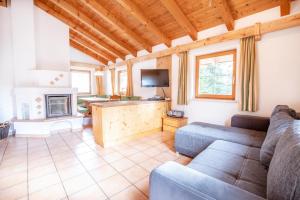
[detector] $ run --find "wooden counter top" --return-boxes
[92,100,170,108]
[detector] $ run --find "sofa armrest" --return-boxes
[150,162,264,200]
[231,115,270,132]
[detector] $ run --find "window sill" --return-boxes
[191,98,238,104]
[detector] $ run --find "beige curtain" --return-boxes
[95,72,104,95]
[239,36,257,112]
[110,69,115,95]
[126,61,133,96]
[177,51,188,105]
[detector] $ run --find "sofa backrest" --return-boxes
[260,105,295,167]
[267,120,300,200]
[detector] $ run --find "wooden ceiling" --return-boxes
[34,0,291,65]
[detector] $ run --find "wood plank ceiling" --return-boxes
[34,0,291,65]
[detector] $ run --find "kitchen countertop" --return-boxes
[92,100,170,108]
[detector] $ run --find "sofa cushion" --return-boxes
[188,140,267,198]
[267,121,300,200]
[260,111,294,167]
[175,122,266,157]
[271,105,297,117]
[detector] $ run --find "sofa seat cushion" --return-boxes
[188,140,267,198]
[175,122,266,157]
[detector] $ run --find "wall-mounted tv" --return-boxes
[141,69,169,87]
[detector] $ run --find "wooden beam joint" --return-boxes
[280,0,291,16]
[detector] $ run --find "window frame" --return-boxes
[71,69,92,95]
[118,69,127,95]
[195,49,237,100]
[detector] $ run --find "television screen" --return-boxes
[141,69,169,87]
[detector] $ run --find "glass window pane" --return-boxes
[197,51,235,98]
[71,70,91,94]
[119,71,127,94]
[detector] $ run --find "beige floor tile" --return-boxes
[154,151,178,162]
[76,151,100,162]
[52,151,76,162]
[0,163,27,176]
[139,158,162,172]
[102,152,124,163]
[128,152,150,164]
[73,146,92,155]
[118,147,139,157]
[28,163,57,180]
[110,186,147,200]
[57,164,86,181]
[1,156,27,167]
[121,165,149,184]
[0,171,27,190]
[54,157,80,170]
[81,157,107,170]
[29,183,66,200]
[142,147,162,157]
[98,174,131,197]
[28,172,61,194]
[134,176,149,197]
[0,181,28,200]
[110,158,135,172]
[28,156,53,169]
[144,139,161,146]
[133,143,151,151]
[68,185,106,200]
[89,164,117,182]
[63,173,95,195]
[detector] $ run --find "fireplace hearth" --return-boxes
[45,94,72,118]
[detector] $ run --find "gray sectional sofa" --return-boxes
[150,105,300,200]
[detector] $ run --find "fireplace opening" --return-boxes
[45,94,72,118]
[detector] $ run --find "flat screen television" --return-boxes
[141,69,169,87]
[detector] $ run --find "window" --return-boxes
[118,70,127,95]
[195,50,236,100]
[71,70,91,94]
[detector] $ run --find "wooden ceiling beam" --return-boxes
[160,0,197,40]
[80,0,152,53]
[48,0,137,56]
[70,31,116,62]
[0,0,7,7]
[215,0,235,31]
[116,0,171,47]
[111,12,300,67]
[70,38,109,65]
[280,0,291,16]
[70,27,125,60]
[70,40,108,65]
[35,0,126,60]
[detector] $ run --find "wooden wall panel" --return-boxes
[156,55,172,98]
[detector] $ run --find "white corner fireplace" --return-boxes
[13,87,83,137]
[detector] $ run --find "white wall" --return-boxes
[0,0,72,121]
[171,1,300,125]
[10,0,36,87]
[0,7,15,122]
[35,7,70,71]
[70,47,100,65]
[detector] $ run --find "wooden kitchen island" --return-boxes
[92,100,170,147]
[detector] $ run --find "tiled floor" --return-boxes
[0,129,191,200]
